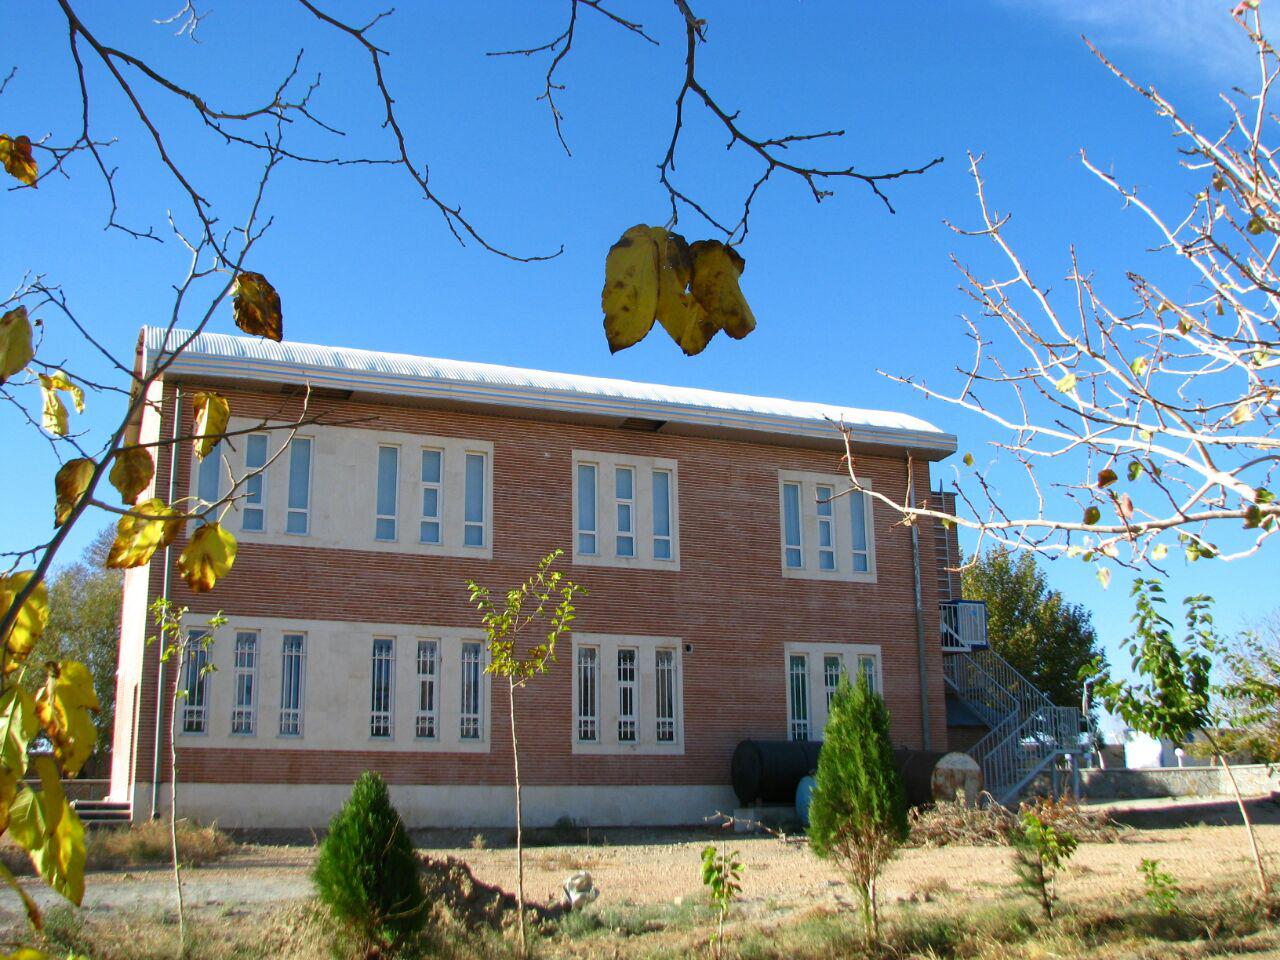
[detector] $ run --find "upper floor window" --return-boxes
[464,452,487,547]
[572,452,680,570]
[242,433,268,532]
[375,445,400,541]
[420,449,443,545]
[777,470,876,582]
[571,634,684,754]
[785,642,881,741]
[286,438,312,535]
[197,441,223,505]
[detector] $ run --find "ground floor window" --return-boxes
[571,634,684,754]
[784,642,882,741]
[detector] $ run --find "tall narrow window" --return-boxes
[279,633,306,736]
[286,437,312,535]
[460,642,482,740]
[617,648,637,742]
[181,633,209,734]
[463,453,486,547]
[782,482,803,568]
[375,445,399,541]
[419,449,443,544]
[370,638,394,739]
[788,654,809,741]
[197,442,222,505]
[576,463,597,555]
[652,470,672,560]
[242,433,268,531]
[816,484,836,570]
[823,654,842,712]
[858,653,878,693]
[615,467,635,557]
[231,631,258,736]
[415,640,438,739]
[655,649,676,742]
[576,646,599,742]
[851,491,871,573]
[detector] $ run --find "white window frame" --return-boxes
[180,633,210,735]
[571,452,680,571]
[576,462,598,556]
[787,653,810,741]
[462,451,488,548]
[231,630,258,736]
[279,632,307,737]
[375,444,400,542]
[652,469,674,561]
[575,645,600,743]
[415,639,439,740]
[419,448,444,545]
[777,470,877,582]
[616,647,637,743]
[782,481,803,569]
[370,637,395,739]
[285,436,313,536]
[570,634,684,754]
[196,441,223,506]
[783,642,883,740]
[459,641,484,741]
[242,433,269,532]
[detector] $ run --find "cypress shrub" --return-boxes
[807,673,908,945]
[313,771,427,957]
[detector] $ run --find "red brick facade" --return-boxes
[113,373,955,822]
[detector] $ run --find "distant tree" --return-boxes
[962,547,1102,707]
[313,772,427,959]
[1209,610,1280,764]
[807,674,908,946]
[29,528,121,759]
[1091,582,1270,901]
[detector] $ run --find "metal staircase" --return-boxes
[940,601,1084,805]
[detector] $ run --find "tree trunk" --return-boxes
[1206,732,1272,901]
[509,678,526,957]
[168,644,186,957]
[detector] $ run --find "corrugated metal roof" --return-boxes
[140,327,955,454]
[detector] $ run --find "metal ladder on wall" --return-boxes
[942,642,1084,805]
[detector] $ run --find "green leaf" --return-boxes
[1257,487,1276,505]
[1248,215,1267,235]
[1151,543,1168,561]
[1127,461,1143,482]
[1083,506,1102,526]
[962,452,974,467]
[1129,356,1149,377]
[1097,567,1111,590]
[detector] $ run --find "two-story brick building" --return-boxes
[109,326,969,828]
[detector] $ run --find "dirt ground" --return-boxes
[6,795,1278,921]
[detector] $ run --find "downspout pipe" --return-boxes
[908,455,933,751]
[150,386,181,819]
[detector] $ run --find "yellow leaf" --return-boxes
[37,370,83,437]
[1231,403,1253,426]
[0,306,34,384]
[1152,543,1168,561]
[1096,567,1111,589]
[108,446,154,505]
[178,522,237,593]
[191,392,229,461]
[53,458,95,527]
[0,572,48,661]
[689,240,756,340]
[602,225,661,354]
[35,661,100,779]
[0,686,39,834]
[105,498,182,569]
[0,859,43,931]
[652,228,718,356]
[0,134,37,187]
[232,271,283,342]
[9,757,86,906]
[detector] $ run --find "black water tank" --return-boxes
[731,740,822,804]
[730,740,948,807]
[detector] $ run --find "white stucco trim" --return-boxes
[142,782,739,828]
[570,450,681,571]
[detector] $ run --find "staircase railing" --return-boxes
[941,652,1018,729]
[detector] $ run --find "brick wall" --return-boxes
[120,378,951,793]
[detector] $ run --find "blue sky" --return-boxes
[3,1,1277,688]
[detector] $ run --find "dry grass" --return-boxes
[907,796,1122,848]
[0,818,234,877]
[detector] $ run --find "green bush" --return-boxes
[807,673,908,945]
[313,771,427,957]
